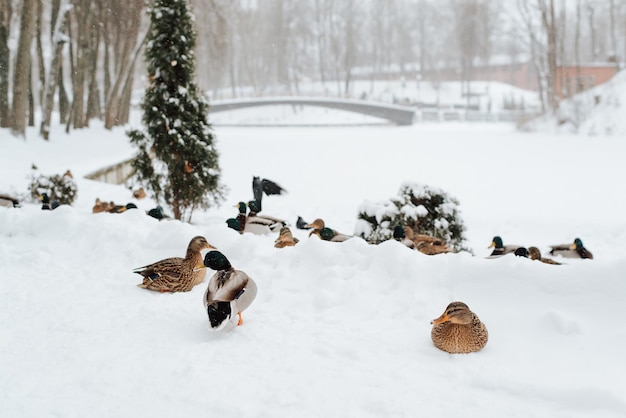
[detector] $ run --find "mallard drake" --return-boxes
[274,226,299,248]
[528,246,561,265]
[247,200,287,229]
[487,236,520,257]
[403,226,450,255]
[0,194,20,208]
[40,193,60,210]
[549,238,593,259]
[134,236,216,292]
[226,202,285,235]
[306,218,352,242]
[203,250,257,330]
[252,176,287,212]
[431,301,488,354]
[147,206,171,221]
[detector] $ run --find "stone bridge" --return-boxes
[209,97,417,126]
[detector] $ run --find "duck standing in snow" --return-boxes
[133,236,216,292]
[431,301,488,354]
[549,238,593,259]
[203,250,257,330]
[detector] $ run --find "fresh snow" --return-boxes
[1,97,626,418]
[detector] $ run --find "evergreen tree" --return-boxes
[128,0,225,221]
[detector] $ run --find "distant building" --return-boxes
[554,63,619,98]
[419,56,619,98]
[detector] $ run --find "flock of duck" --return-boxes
[487,235,594,262]
[132,233,489,352]
[129,176,593,354]
[1,176,593,354]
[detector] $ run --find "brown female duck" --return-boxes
[431,301,488,354]
[134,236,215,292]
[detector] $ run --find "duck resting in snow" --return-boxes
[274,226,299,248]
[226,201,286,234]
[528,246,562,265]
[306,218,352,242]
[487,236,521,257]
[431,301,488,354]
[549,238,593,259]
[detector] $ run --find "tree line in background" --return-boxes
[0,0,625,139]
[0,0,146,138]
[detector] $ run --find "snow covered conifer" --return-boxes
[128,0,225,221]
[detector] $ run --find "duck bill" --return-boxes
[569,243,577,250]
[431,313,449,325]
[487,242,495,249]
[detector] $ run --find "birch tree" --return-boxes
[11,0,37,137]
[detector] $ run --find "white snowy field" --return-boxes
[1,110,626,418]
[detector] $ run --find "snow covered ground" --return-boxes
[1,103,626,417]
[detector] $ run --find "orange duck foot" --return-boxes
[237,312,243,326]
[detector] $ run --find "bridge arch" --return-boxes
[209,97,416,125]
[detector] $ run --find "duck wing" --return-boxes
[133,257,183,280]
[205,269,252,304]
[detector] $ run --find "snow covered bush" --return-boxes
[28,169,77,205]
[355,181,467,251]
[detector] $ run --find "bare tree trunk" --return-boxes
[11,0,37,138]
[69,0,91,129]
[86,9,101,122]
[102,2,111,101]
[117,73,133,124]
[539,0,559,113]
[104,1,143,129]
[65,4,75,132]
[28,66,34,126]
[609,0,618,65]
[0,0,11,128]
[58,66,69,123]
[35,0,45,106]
[587,4,597,61]
[40,7,69,140]
[342,0,356,97]
[575,0,581,93]
[105,25,148,129]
